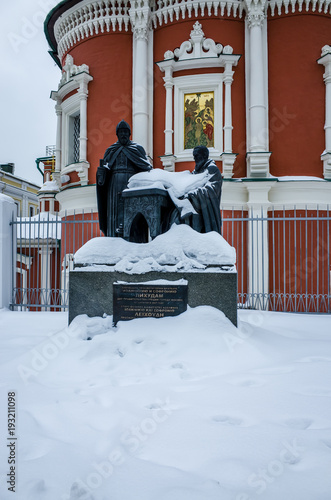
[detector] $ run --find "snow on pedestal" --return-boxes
[74,224,236,273]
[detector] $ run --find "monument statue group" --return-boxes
[96,120,223,242]
[69,119,237,327]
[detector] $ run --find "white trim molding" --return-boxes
[156,22,241,173]
[221,178,331,211]
[51,55,93,188]
[267,0,331,15]
[151,0,244,28]
[173,73,223,162]
[54,0,131,62]
[49,0,331,67]
[318,45,331,180]
[131,0,153,155]
[56,185,97,216]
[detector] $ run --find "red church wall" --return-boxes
[60,212,102,263]
[268,14,329,178]
[153,17,246,176]
[64,33,133,184]
[268,209,331,312]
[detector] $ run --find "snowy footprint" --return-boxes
[172,362,185,369]
[69,482,95,500]
[227,375,266,388]
[294,386,331,397]
[253,365,295,375]
[170,362,192,380]
[284,417,313,430]
[322,439,331,449]
[212,415,243,426]
[296,356,331,363]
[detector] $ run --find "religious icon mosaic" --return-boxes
[184,91,214,149]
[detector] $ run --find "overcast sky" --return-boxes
[0,0,60,186]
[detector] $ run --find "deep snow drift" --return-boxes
[0,308,331,500]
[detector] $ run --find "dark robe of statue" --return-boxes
[96,120,152,237]
[172,145,223,233]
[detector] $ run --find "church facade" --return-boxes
[43,0,331,310]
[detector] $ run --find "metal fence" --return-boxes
[10,206,331,313]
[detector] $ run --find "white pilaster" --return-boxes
[159,60,176,171]
[131,0,151,153]
[0,194,17,309]
[78,83,88,163]
[245,181,276,308]
[133,32,149,150]
[223,62,234,154]
[318,46,331,180]
[222,61,237,178]
[53,98,62,186]
[164,67,174,155]
[245,3,270,177]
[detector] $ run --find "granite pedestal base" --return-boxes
[69,269,237,326]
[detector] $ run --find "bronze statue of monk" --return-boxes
[96,120,152,237]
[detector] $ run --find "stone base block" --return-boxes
[69,270,238,326]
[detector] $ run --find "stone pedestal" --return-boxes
[69,269,237,326]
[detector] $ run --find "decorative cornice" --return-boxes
[54,0,131,62]
[267,0,331,15]
[45,0,331,63]
[164,21,239,63]
[157,22,240,73]
[172,21,224,60]
[130,0,152,40]
[244,0,267,26]
[150,0,244,28]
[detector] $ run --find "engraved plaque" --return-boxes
[113,282,188,324]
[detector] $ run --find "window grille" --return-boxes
[73,115,80,163]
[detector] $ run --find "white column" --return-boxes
[248,16,266,151]
[164,68,174,156]
[55,103,62,173]
[223,63,234,153]
[246,10,271,177]
[158,59,176,171]
[0,194,17,309]
[79,84,88,163]
[318,47,331,179]
[132,29,149,151]
[221,62,237,178]
[245,181,276,309]
[51,92,62,187]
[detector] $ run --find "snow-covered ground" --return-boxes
[0,307,331,500]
